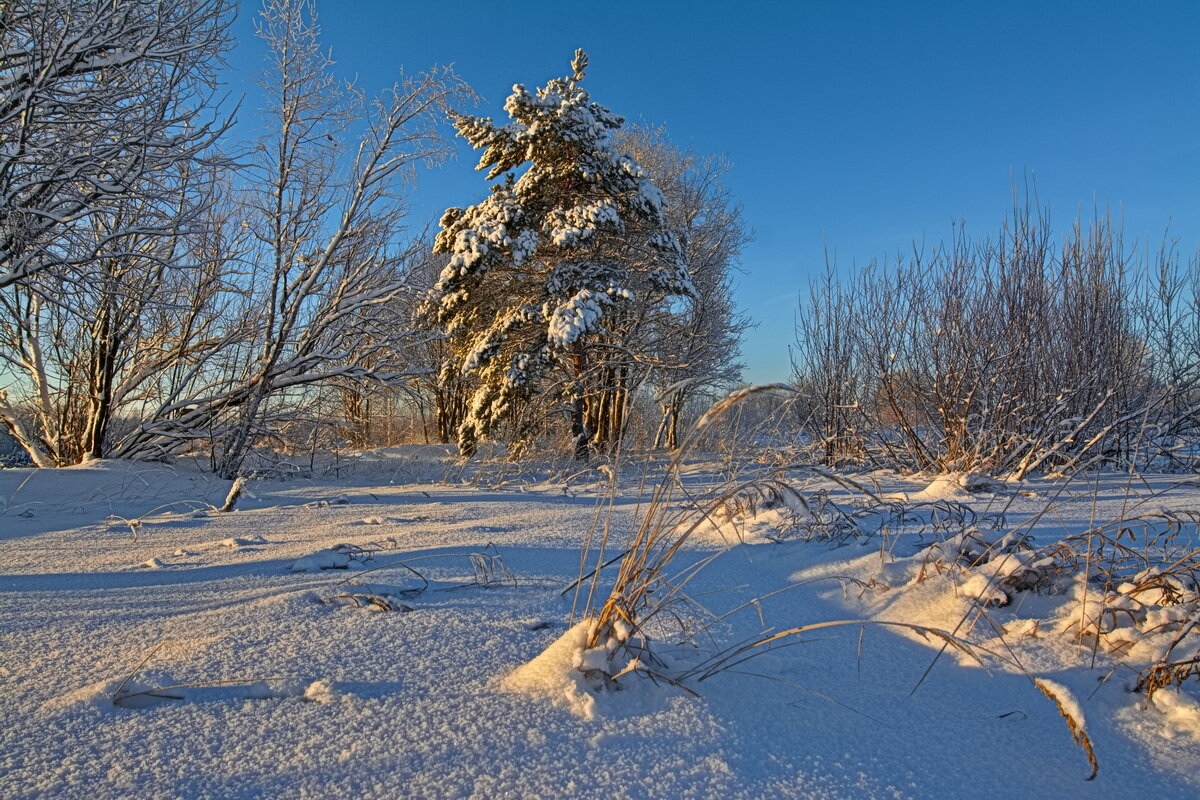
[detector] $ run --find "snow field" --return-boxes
[1,458,1199,798]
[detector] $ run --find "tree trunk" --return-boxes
[654,391,684,450]
[83,305,121,460]
[218,385,267,479]
[585,362,631,456]
[570,342,591,462]
[435,383,467,444]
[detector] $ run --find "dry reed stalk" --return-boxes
[567,386,1136,785]
[325,592,413,612]
[111,641,289,708]
[334,550,515,592]
[1034,679,1100,780]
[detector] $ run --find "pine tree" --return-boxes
[431,50,693,460]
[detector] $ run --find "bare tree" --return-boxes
[792,257,862,465]
[0,0,236,465]
[616,125,750,450]
[0,0,469,470]
[0,0,234,290]
[0,161,238,466]
[209,0,468,478]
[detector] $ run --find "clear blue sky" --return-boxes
[224,0,1200,383]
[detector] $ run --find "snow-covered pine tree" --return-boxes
[431,50,693,460]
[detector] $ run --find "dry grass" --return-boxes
[574,386,796,663]
[103,500,221,540]
[324,592,414,612]
[1138,650,1200,698]
[1035,679,1100,780]
[982,511,1200,655]
[555,386,1180,780]
[320,547,518,611]
[111,641,288,709]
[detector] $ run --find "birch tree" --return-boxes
[0,162,237,465]
[0,0,235,465]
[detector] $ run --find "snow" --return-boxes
[546,200,622,247]
[1149,687,1200,741]
[1035,677,1088,732]
[546,289,611,347]
[2,455,1199,798]
[503,620,598,718]
[891,472,973,502]
[288,548,351,572]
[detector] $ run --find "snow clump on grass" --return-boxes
[289,549,351,572]
[503,619,647,720]
[504,620,599,719]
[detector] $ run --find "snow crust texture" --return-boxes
[2,456,1199,798]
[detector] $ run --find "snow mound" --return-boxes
[690,506,798,545]
[1151,688,1200,741]
[222,535,267,548]
[503,618,663,720]
[503,620,598,719]
[688,484,816,545]
[41,677,130,714]
[891,472,1005,503]
[246,679,311,699]
[904,474,971,502]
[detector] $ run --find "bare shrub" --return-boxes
[793,197,1200,476]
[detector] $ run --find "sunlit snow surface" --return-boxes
[1,452,1198,798]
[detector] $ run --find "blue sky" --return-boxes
[224,0,1200,383]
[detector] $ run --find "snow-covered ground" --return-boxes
[2,452,1198,798]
